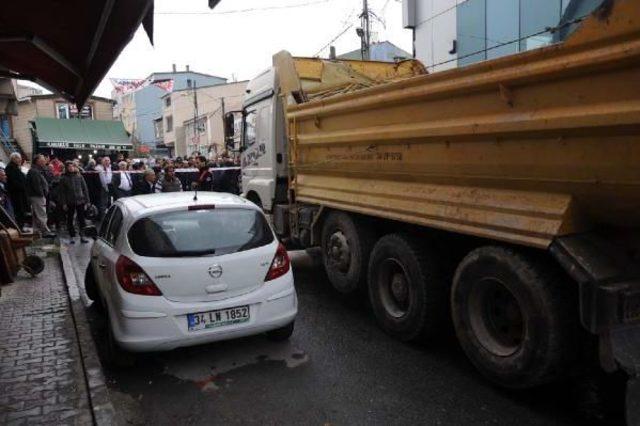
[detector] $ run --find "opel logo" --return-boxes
[208,264,223,279]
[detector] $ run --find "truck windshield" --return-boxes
[128,208,274,258]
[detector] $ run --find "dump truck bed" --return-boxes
[286,0,640,249]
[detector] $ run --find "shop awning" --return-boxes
[33,118,132,151]
[0,0,154,109]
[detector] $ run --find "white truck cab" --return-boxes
[236,67,288,212]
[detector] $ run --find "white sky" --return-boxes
[84,0,412,97]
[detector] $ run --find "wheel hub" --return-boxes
[327,232,351,272]
[469,279,525,357]
[377,259,411,319]
[390,273,408,303]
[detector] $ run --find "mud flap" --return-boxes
[627,377,639,426]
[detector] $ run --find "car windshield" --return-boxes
[128,208,274,257]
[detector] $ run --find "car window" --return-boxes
[106,207,124,246]
[128,208,274,258]
[98,206,116,239]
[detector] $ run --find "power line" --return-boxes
[155,0,332,15]
[314,23,355,57]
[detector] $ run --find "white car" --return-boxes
[85,192,297,364]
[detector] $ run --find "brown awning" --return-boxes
[0,0,154,109]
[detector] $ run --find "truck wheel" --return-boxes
[321,212,375,295]
[368,234,446,342]
[451,246,575,389]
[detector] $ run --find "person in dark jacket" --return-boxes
[59,162,90,243]
[26,154,55,237]
[156,166,183,193]
[0,167,15,219]
[132,170,157,195]
[111,161,133,199]
[191,155,213,191]
[5,153,28,229]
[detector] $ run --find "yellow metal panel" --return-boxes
[287,0,640,248]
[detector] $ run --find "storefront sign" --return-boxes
[40,141,133,151]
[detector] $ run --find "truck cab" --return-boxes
[236,67,288,212]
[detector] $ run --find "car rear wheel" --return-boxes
[84,262,103,311]
[451,246,576,388]
[368,233,447,342]
[266,321,294,342]
[104,313,135,368]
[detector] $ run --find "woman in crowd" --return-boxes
[59,161,90,244]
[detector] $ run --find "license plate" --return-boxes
[187,305,250,331]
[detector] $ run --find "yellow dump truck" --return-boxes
[226,0,639,418]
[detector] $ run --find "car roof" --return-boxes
[117,192,254,218]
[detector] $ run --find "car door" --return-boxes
[99,206,125,307]
[91,206,115,294]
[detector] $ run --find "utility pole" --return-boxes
[220,96,226,155]
[360,0,371,61]
[191,79,200,154]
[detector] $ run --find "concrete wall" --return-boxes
[166,81,247,158]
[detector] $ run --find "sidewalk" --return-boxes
[0,247,93,425]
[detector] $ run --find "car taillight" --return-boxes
[264,243,290,282]
[115,256,162,296]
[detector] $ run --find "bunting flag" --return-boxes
[110,78,145,94]
[152,79,174,92]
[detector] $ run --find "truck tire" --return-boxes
[321,212,375,295]
[451,246,576,389]
[368,233,447,342]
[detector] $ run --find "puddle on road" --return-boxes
[161,338,309,392]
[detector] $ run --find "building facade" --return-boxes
[112,66,226,154]
[161,80,247,158]
[11,94,120,159]
[402,0,604,71]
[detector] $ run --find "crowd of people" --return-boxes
[0,152,240,243]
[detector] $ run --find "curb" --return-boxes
[59,245,116,426]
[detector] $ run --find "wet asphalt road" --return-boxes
[67,243,625,426]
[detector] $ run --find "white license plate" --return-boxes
[187,305,250,331]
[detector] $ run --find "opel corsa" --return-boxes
[85,192,297,364]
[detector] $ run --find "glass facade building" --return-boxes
[404,0,605,70]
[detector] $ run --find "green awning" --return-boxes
[34,117,132,151]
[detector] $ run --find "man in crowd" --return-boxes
[112,161,133,199]
[156,165,183,193]
[133,170,157,195]
[0,167,15,219]
[95,157,113,219]
[4,153,27,229]
[191,155,213,191]
[26,154,55,238]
